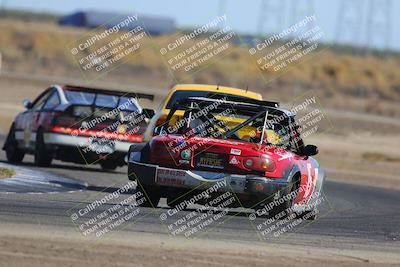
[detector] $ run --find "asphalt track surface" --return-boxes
[0,135,399,253]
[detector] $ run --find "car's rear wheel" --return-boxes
[136,184,160,208]
[34,129,53,167]
[297,209,317,220]
[100,160,118,171]
[167,196,188,210]
[305,211,317,220]
[269,175,301,218]
[4,124,25,163]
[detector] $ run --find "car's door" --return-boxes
[19,88,55,149]
[289,123,319,204]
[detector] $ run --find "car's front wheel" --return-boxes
[34,129,53,167]
[4,124,25,163]
[136,184,160,208]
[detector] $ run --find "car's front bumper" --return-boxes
[128,161,291,198]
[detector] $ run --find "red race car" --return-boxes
[128,97,325,217]
[3,84,155,170]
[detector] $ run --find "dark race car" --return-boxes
[128,97,326,218]
[3,84,155,170]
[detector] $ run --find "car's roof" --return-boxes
[171,84,262,100]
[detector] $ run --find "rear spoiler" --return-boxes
[63,85,154,101]
[183,97,280,108]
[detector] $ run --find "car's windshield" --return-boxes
[161,100,295,149]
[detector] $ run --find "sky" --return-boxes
[2,0,399,51]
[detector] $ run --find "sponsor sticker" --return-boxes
[117,124,127,134]
[230,148,241,155]
[156,168,186,187]
[229,156,239,165]
[23,129,31,145]
[181,150,191,160]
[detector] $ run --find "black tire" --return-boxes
[140,143,150,163]
[34,129,53,167]
[136,183,160,208]
[297,210,318,220]
[4,124,25,163]
[269,175,301,218]
[167,197,187,210]
[267,195,292,219]
[306,212,317,220]
[100,161,118,171]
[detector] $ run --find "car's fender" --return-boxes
[283,164,301,186]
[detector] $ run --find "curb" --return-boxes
[0,162,88,194]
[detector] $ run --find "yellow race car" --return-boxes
[143,84,263,141]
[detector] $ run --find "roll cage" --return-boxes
[157,97,305,154]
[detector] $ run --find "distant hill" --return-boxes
[0,9,59,22]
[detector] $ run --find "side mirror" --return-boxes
[23,100,32,109]
[153,126,161,135]
[302,145,318,156]
[153,126,167,136]
[142,108,155,119]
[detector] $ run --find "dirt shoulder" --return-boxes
[0,223,399,267]
[309,133,400,190]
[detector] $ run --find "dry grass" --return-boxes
[0,19,400,117]
[0,167,16,179]
[362,152,400,163]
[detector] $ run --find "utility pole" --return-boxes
[365,0,392,55]
[290,0,315,25]
[335,0,365,49]
[1,0,7,15]
[218,0,226,17]
[257,0,287,36]
[218,0,227,29]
